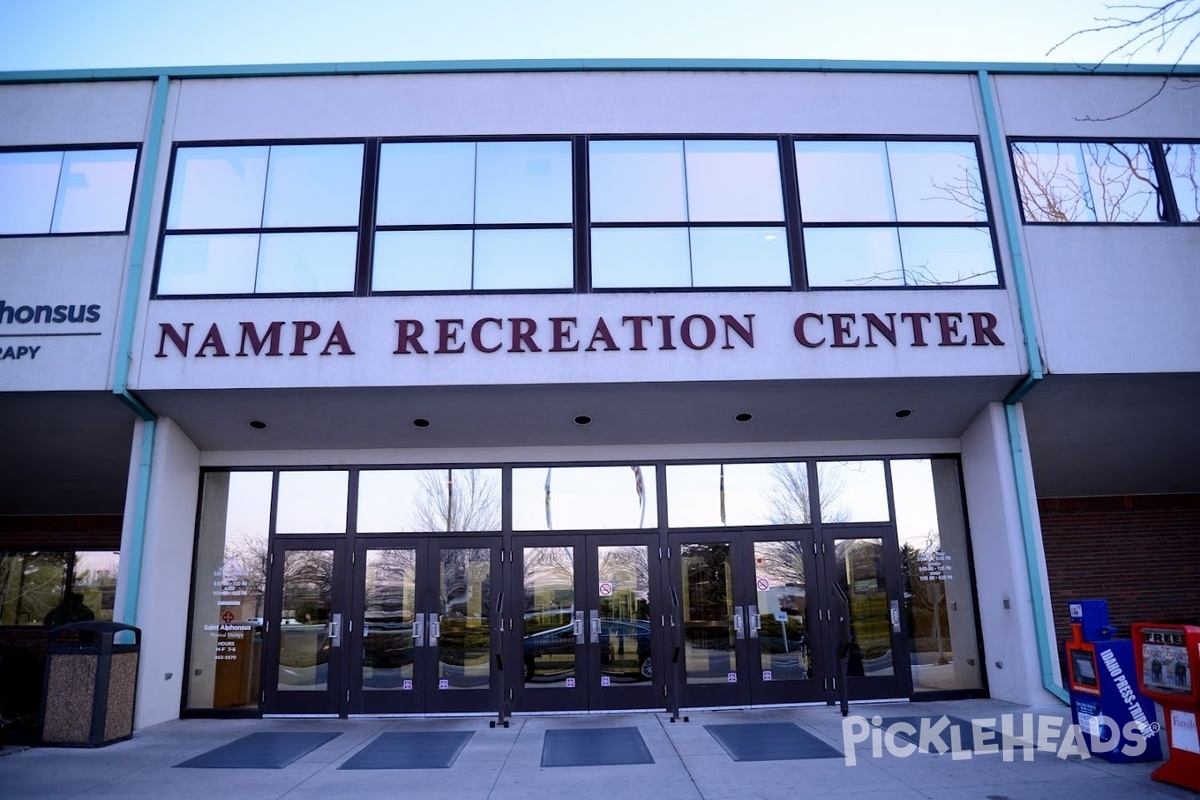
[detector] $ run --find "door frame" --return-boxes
[261,537,348,716]
[820,524,912,701]
[507,531,663,713]
[348,535,503,715]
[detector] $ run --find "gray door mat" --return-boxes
[540,726,655,767]
[704,722,842,761]
[338,731,475,769]
[175,731,342,769]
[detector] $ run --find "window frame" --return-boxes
[153,138,370,299]
[792,134,1003,291]
[1007,137,1182,225]
[1159,139,1198,224]
[0,548,121,628]
[586,134,798,293]
[150,133,1007,300]
[0,143,141,238]
[370,135,579,296]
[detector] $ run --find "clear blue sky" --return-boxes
[0,0,1194,71]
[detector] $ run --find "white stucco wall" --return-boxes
[0,80,155,144]
[169,71,983,140]
[960,402,1061,706]
[1020,226,1200,375]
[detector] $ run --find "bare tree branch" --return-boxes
[1047,1,1200,119]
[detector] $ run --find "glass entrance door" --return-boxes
[262,539,347,715]
[671,530,824,708]
[510,534,660,712]
[349,537,500,715]
[263,536,500,716]
[670,527,912,707]
[825,530,909,700]
[746,535,824,703]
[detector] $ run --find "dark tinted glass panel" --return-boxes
[0,551,69,625]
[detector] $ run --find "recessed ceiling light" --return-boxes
[412,418,431,428]
[574,415,592,425]
[894,409,913,419]
[735,412,753,422]
[248,420,267,430]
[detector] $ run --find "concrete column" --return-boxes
[116,416,200,728]
[960,402,1061,706]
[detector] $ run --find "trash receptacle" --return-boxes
[40,621,141,747]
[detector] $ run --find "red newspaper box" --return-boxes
[1132,623,1200,793]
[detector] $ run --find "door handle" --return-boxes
[328,613,342,648]
[413,613,425,646]
[590,610,600,644]
[574,611,584,644]
[733,606,744,640]
[748,605,760,639]
[428,612,440,646]
[890,600,901,633]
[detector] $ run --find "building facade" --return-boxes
[1,61,1198,731]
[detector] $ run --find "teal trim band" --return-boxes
[2,57,1198,85]
[120,417,157,627]
[113,74,169,402]
[977,70,1044,385]
[1004,403,1068,703]
[977,70,1062,702]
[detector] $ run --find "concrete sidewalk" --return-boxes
[0,699,1192,799]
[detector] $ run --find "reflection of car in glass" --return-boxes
[522,615,652,681]
[361,619,413,669]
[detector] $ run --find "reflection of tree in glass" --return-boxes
[753,541,806,589]
[762,462,853,524]
[598,546,650,621]
[852,148,995,287]
[848,249,997,287]
[1011,142,1162,222]
[0,552,69,625]
[411,469,501,532]
[219,531,269,620]
[284,550,335,623]
[900,530,950,664]
[763,463,813,524]
[364,549,416,619]
[1165,142,1200,221]
[927,153,987,217]
[522,547,574,618]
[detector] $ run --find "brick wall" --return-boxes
[1040,494,1200,647]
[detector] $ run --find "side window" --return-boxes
[1163,141,1200,223]
[373,140,574,292]
[0,550,119,626]
[589,139,790,289]
[795,140,997,288]
[1009,141,1163,223]
[157,143,363,296]
[0,148,137,235]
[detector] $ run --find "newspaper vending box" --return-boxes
[1132,622,1200,793]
